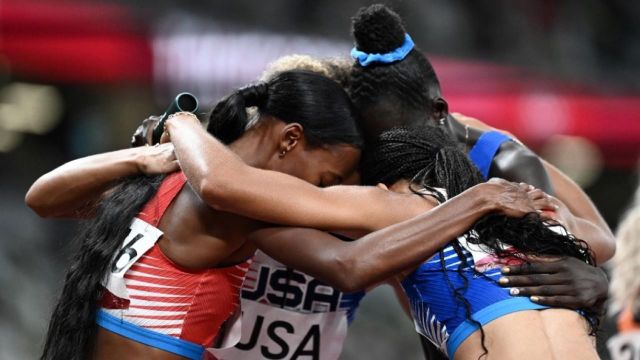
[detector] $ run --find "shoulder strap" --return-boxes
[468,130,511,179]
[137,171,187,226]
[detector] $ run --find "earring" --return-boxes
[439,117,446,126]
[278,150,286,158]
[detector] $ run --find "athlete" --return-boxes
[247,126,602,359]
[347,4,615,264]
[159,103,610,358]
[28,71,545,360]
[30,71,367,360]
[129,52,610,359]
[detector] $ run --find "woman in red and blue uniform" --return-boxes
[30,69,542,360]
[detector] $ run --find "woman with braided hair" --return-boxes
[28,69,550,360]
[348,4,615,265]
[248,126,602,359]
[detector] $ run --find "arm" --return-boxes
[25,144,178,218]
[249,181,547,292]
[541,159,615,261]
[491,141,555,195]
[166,113,445,232]
[454,113,615,261]
[545,194,613,264]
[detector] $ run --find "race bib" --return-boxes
[103,217,163,299]
[608,332,640,360]
[209,300,348,360]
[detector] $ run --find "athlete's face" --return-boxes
[275,143,361,187]
[258,119,361,187]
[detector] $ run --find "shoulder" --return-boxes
[492,140,540,172]
[490,141,554,193]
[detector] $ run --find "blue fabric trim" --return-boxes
[446,297,548,358]
[351,33,415,67]
[96,310,205,360]
[468,131,511,179]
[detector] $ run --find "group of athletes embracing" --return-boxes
[27,4,614,360]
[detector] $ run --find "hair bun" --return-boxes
[352,4,406,54]
[239,83,269,108]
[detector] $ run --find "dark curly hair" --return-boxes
[41,71,363,360]
[362,125,598,357]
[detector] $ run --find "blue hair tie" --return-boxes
[351,33,415,67]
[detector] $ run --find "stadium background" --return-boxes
[1,0,638,358]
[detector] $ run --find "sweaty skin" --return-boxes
[164,114,610,264]
[27,115,548,360]
[452,113,614,261]
[452,112,610,306]
[247,181,599,360]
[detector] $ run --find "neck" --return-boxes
[228,121,277,169]
[442,114,468,145]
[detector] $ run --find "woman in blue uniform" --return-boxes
[248,126,602,359]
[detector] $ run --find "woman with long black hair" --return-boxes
[29,70,546,360]
[29,70,369,360]
[248,126,601,359]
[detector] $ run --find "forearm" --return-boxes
[25,148,143,218]
[337,186,493,290]
[562,216,614,264]
[543,159,613,235]
[167,114,429,231]
[252,185,493,292]
[543,160,615,263]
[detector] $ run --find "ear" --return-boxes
[431,97,449,121]
[278,123,304,155]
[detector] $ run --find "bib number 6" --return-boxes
[110,218,164,278]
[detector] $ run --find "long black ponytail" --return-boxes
[362,126,598,356]
[41,70,362,359]
[41,175,164,360]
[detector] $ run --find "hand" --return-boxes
[135,143,179,175]
[160,112,201,144]
[131,115,162,147]
[498,256,608,310]
[526,188,575,226]
[483,178,554,218]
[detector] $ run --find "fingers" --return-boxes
[519,182,534,191]
[167,159,180,172]
[160,130,171,144]
[501,260,564,275]
[527,188,546,200]
[528,295,581,308]
[499,273,568,287]
[506,284,575,297]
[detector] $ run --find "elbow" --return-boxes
[331,254,367,293]
[198,177,231,211]
[25,188,54,218]
[198,167,249,212]
[596,238,616,265]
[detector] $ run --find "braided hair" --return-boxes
[41,70,362,360]
[362,126,598,356]
[349,4,442,142]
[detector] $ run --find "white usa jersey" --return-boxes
[210,250,365,360]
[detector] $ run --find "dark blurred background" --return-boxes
[1,0,639,359]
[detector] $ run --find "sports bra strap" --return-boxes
[468,131,511,180]
[137,172,187,226]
